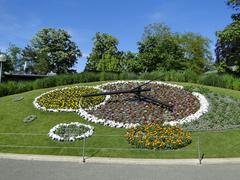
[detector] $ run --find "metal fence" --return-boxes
[0,132,212,164]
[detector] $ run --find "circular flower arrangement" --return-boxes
[79,81,209,128]
[34,81,209,128]
[48,122,94,141]
[33,86,106,112]
[126,123,192,150]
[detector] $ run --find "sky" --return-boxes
[0,0,234,72]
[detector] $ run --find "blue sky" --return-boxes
[0,0,233,72]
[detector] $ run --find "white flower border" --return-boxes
[33,80,209,129]
[48,122,94,142]
[77,80,209,128]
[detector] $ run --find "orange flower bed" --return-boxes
[126,123,192,150]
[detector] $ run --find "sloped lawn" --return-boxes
[0,81,239,158]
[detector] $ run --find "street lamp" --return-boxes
[0,54,6,83]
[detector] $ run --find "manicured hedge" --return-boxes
[0,71,239,97]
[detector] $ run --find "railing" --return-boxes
[0,132,212,164]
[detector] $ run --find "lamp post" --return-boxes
[0,54,6,83]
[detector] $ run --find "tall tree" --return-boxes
[177,33,212,74]
[141,22,172,41]
[138,23,186,72]
[85,32,122,72]
[6,44,23,72]
[121,51,142,73]
[215,0,240,75]
[23,28,81,74]
[0,45,23,73]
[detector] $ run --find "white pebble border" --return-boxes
[33,81,209,129]
[48,122,94,142]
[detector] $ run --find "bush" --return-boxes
[184,85,211,94]
[0,71,239,97]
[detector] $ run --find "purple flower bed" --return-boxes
[85,81,200,125]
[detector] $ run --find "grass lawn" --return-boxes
[0,81,239,159]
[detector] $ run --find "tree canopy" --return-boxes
[23,28,81,74]
[85,32,122,72]
[137,23,212,73]
[177,32,212,74]
[215,0,240,75]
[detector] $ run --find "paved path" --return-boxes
[1,158,240,180]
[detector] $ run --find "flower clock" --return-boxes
[34,81,209,145]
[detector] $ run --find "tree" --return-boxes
[85,32,122,72]
[121,51,142,73]
[215,20,240,74]
[215,0,240,75]
[227,0,240,20]
[227,0,240,10]
[0,45,23,73]
[23,28,81,74]
[6,44,24,72]
[141,22,172,41]
[176,33,212,74]
[138,23,186,72]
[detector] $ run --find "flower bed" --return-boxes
[183,93,240,130]
[79,81,209,128]
[33,86,106,112]
[126,123,192,150]
[34,81,209,128]
[48,122,94,141]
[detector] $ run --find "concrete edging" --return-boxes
[1,153,240,165]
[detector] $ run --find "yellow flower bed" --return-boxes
[126,123,192,150]
[37,87,105,110]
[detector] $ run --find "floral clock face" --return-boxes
[33,86,105,112]
[34,81,209,129]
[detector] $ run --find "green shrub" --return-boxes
[184,85,211,94]
[99,72,119,81]
[183,70,199,83]
[0,71,239,97]
[233,80,240,91]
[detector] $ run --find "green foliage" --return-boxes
[215,20,240,75]
[176,32,213,74]
[54,124,90,141]
[184,85,210,94]
[227,0,240,11]
[138,23,212,73]
[138,35,186,72]
[183,93,240,130]
[215,0,240,75]
[0,70,240,97]
[1,45,23,73]
[199,73,239,89]
[22,28,81,74]
[141,22,172,41]
[120,51,142,73]
[1,85,240,158]
[85,32,122,72]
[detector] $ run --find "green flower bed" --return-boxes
[36,86,105,110]
[183,93,240,130]
[126,123,192,150]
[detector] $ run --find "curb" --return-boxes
[1,153,240,165]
